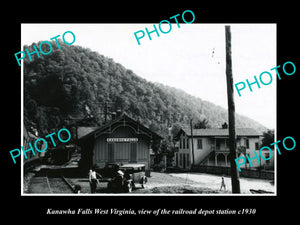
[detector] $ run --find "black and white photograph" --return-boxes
[3,4,298,221]
[21,23,276,195]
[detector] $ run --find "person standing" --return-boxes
[89,169,100,193]
[220,176,226,191]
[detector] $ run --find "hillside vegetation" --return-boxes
[23,41,266,139]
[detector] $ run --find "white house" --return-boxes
[174,126,273,170]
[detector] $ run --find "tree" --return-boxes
[171,123,182,138]
[193,118,210,129]
[152,139,174,167]
[261,129,275,149]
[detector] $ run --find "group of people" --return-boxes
[88,168,126,193]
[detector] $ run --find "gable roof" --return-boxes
[77,126,98,139]
[77,113,163,141]
[179,127,261,137]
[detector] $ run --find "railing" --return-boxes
[211,146,245,153]
[216,148,229,152]
[211,146,229,152]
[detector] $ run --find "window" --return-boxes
[175,153,178,167]
[183,138,186,149]
[186,138,189,149]
[186,154,190,167]
[179,154,183,166]
[216,139,220,150]
[245,138,249,148]
[225,139,229,149]
[179,139,182,149]
[255,142,259,150]
[197,139,203,149]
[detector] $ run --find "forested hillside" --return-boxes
[23,40,266,139]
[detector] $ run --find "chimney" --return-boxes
[222,122,228,129]
[116,107,122,118]
[111,112,117,121]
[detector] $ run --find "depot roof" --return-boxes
[77,113,163,141]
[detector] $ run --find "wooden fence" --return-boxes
[191,165,274,180]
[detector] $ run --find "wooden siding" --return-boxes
[92,126,150,167]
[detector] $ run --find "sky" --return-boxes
[22,23,276,129]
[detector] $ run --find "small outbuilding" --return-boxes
[77,114,163,176]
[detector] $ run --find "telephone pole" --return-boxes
[190,119,195,167]
[225,25,240,193]
[98,101,113,124]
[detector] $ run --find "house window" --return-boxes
[255,142,259,150]
[245,138,249,148]
[197,139,203,149]
[179,139,182,149]
[179,154,183,166]
[186,154,190,167]
[216,139,220,150]
[183,138,186,149]
[225,139,229,149]
[175,153,178,167]
[186,138,189,149]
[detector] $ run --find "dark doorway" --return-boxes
[130,142,137,163]
[108,143,114,163]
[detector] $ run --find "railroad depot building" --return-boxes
[174,126,272,170]
[77,114,162,175]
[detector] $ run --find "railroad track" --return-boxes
[44,171,75,194]
[27,169,78,194]
[45,175,53,193]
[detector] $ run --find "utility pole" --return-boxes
[225,25,241,193]
[190,119,195,167]
[104,101,108,123]
[98,101,113,124]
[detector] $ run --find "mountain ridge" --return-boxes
[23,40,267,138]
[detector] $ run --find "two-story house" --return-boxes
[174,125,272,170]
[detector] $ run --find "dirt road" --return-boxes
[169,173,275,194]
[25,171,274,194]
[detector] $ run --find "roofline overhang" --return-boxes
[77,114,163,142]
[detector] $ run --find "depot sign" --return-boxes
[107,138,138,143]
